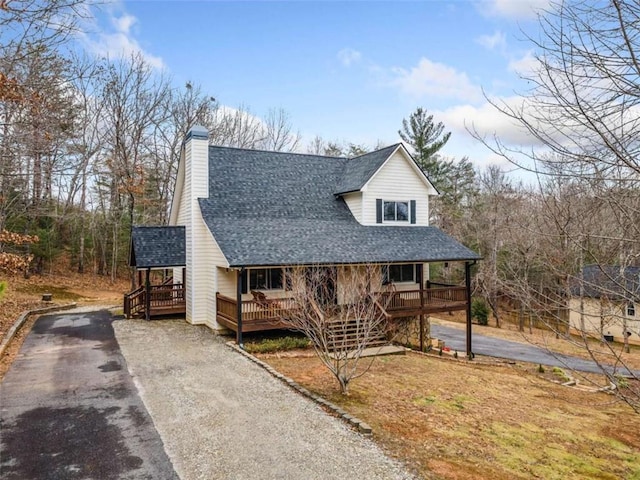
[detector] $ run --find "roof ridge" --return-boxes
[208,144,348,160]
[347,143,401,160]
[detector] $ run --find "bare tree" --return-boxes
[472,0,640,411]
[280,265,393,395]
[99,52,171,283]
[262,107,300,152]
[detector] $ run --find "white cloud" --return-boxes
[391,57,482,102]
[508,50,539,77]
[476,30,507,51]
[81,9,165,69]
[436,97,539,147]
[337,48,362,67]
[482,0,551,19]
[113,13,137,34]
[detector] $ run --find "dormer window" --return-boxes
[384,201,409,222]
[376,199,416,224]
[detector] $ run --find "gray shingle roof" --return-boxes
[574,265,640,300]
[129,226,186,268]
[198,146,480,267]
[334,144,399,195]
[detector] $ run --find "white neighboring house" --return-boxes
[569,265,640,345]
[127,126,480,342]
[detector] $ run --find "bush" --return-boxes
[471,298,489,326]
[0,280,6,301]
[244,335,311,354]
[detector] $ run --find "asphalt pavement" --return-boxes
[0,309,178,480]
[431,323,639,376]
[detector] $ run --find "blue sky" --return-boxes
[84,0,550,169]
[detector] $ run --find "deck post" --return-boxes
[465,261,472,360]
[145,268,151,322]
[419,280,425,352]
[236,267,244,347]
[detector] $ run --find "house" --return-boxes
[569,265,640,345]
[126,125,480,350]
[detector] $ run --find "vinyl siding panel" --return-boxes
[362,150,430,226]
[183,138,216,327]
[342,192,363,223]
[217,267,237,298]
[569,298,640,345]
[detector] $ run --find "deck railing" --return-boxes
[124,286,145,318]
[216,293,297,332]
[216,285,468,332]
[380,286,468,316]
[148,283,185,308]
[124,283,185,318]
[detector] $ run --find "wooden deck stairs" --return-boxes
[325,317,390,353]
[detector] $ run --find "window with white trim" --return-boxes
[383,264,416,284]
[628,303,636,317]
[249,268,283,290]
[383,201,409,222]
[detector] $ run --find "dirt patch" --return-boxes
[0,270,128,379]
[261,350,640,479]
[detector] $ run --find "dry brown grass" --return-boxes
[262,350,640,480]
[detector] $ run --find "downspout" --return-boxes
[465,261,476,360]
[236,267,244,347]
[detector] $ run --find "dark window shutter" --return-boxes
[410,200,416,224]
[240,269,248,294]
[415,264,423,285]
[376,199,383,223]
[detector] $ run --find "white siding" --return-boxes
[217,267,237,298]
[362,150,432,226]
[179,136,213,328]
[342,192,363,223]
[569,298,640,345]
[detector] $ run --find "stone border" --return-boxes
[227,342,373,436]
[0,303,78,357]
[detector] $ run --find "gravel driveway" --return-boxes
[113,319,415,480]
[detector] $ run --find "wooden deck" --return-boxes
[215,285,468,333]
[124,283,186,319]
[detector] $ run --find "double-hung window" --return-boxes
[383,201,409,222]
[628,303,636,317]
[249,268,283,290]
[376,199,416,224]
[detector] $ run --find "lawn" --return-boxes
[261,348,640,480]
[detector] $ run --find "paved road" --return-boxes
[0,309,178,480]
[432,324,639,376]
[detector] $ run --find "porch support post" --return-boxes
[145,268,151,322]
[419,275,425,352]
[465,261,472,360]
[236,267,244,347]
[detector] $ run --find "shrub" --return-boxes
[0,280,6,301]
[471,298,489,326]
[244,335,311,354]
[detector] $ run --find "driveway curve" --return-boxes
[0,308,178,480]
[431,324,639,377]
